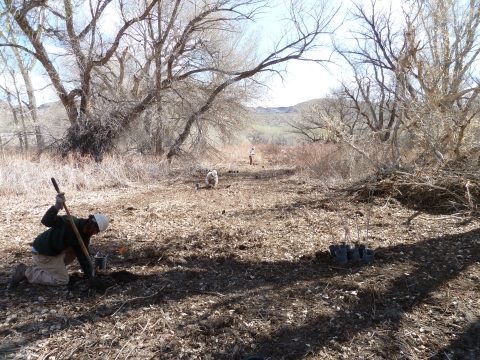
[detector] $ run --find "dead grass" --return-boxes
[0,153,171,196]
[0,138,427,200]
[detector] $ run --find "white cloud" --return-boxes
[258,60,340,107]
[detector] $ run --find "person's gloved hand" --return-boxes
[54,192,66,210]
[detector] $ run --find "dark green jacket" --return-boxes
[33,206,94,277]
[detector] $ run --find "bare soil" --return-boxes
[1,161,479,360]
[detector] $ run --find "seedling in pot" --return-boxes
[322,182,350,263]
[363,185,375,264]
[325,218,340,257]
[336,247,348,264]
[94,251,108,269]
[345,226,360,260]
[355,214,361,246]
[355,214,365,259]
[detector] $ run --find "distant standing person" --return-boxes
[249,147,255,165]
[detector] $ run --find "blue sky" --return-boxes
[248,0,345,108]
[30,0,342,108]
[256,0,405,107]
[3,0,402,109]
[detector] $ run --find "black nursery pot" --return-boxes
[339,244,350,251]
[243,355,265,360]
[347,247,360,260]
[358,244,366,259]
[335,248,348,264]
[94,256,107,269]
[363,249,375,264]
[329,245,339,257]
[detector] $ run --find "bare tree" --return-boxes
[405,0,480,160]
[0,9,45,151]
[0,53,27,152]
[92,0,340,160]
[289,95,363,143]
[1,0,340,161]
[1,0,159,124]
[332,0,480,167]
[335,1,408,144]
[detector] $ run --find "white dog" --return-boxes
[205,170,218,188]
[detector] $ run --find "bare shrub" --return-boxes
[254,144,295,166]
[282,143,376,184]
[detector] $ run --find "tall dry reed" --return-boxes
[0,142,381,198]
[0,153,171,196]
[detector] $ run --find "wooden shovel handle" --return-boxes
[51,178,91,259]
[51,177,60,193]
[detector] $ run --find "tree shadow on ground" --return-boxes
[435,320,480,360]
[245,228,480,359]
[2,227,479,359]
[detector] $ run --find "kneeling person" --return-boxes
[8,193,109,289]
[206,169,218,188]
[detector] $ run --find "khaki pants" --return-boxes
[249,156,253,165]
[25,247,76,286]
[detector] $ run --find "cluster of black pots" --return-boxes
[228,170,240,173]
[329,244,375,264]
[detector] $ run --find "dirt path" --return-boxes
[1,163,479,359]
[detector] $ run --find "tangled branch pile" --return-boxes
[351,168,479,215]
[59,117,119,162]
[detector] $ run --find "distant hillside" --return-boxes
[243,100,326,145]
[0,98,323,149]
[32,100,317,128]
[249,99,322,127]
[38,101,62,110]
[253,106,293,114]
